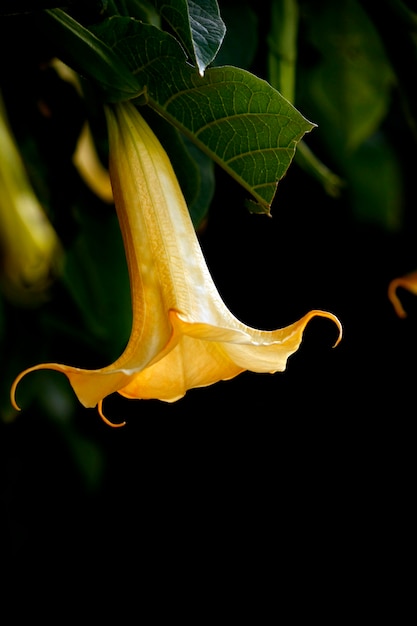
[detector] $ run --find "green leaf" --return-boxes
[295,1,399,218]
[152,0,226,75]
[42,9,142,102]
[301,0,394,152]
[92,17,315,211]
[343,133,403,231]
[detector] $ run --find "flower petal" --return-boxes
[118,308,342,402]
[388,270,417,318]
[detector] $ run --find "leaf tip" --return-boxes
[245,198,272,217]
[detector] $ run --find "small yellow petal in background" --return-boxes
[73,122,113,204]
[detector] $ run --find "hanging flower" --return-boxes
[0,91,63,305]
[388,270,417,318]
[11,102,342,425]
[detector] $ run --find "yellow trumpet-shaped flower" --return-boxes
[0,92,63,304]
[11,102,342,425]
[388,270,417,318]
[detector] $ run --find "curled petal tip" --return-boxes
[388,271,417,318]
[10,373,25,412]
[388,278,408,318]
[309,309,343,348]
[97,400,126,428]
[332,317,343,348]
[10,394,21,413]
[10,365,51,413]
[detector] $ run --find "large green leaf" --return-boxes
[93,17,315,211]
[152,0,226,75]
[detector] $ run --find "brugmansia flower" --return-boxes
[388,270,417,318]
[12,102,342,426]
[0,92,62,304]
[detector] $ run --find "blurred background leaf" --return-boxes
[296,0,405,230]
[301,0,395,152]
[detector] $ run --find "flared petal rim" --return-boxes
[11,308,342,411]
